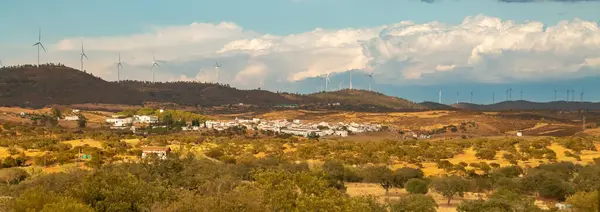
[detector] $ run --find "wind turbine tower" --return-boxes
[365,71,374,91]
[349,72,353,90]
[151,52,160,83]
[325,73,331,91]
[580,89,584,102]
[493,92,495,104]
[470,92,473,104]
[438,89,442,104]
[80,42,88,72]
[32,28,47,67]
[0,60,3,68]
[554,90,557,101]
[338,80,344,90]
[567,89,570,102]
[116,52,123,82]
[214,62,222,84]
[520,88,523,101]
[456,92,459,104]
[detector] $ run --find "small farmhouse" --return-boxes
[141,147,171,160]
[63,115,79,121]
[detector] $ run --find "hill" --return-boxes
[418,101,454,110]
[0,64,141,107]
[306,89,425,110]
[0,65,426,111]
[453,100,600,111]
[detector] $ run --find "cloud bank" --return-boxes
[11,15,600,91]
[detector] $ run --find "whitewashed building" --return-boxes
[64,115,79,121]
[134,115,158,124]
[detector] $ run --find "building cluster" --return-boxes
[105,115,159,129]
[192,117,382,137]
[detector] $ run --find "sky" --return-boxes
[1,0,600,104]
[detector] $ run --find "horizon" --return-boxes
[1,1,600,103]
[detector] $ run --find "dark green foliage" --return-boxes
[431,175,470,205]
[389,194,437,212]
[405,178,429,194]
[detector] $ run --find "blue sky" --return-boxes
[1,0,600,103]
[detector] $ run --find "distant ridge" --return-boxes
[453,100,600,111]
[0,65,427,111]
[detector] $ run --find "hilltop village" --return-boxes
[104,113,383,138]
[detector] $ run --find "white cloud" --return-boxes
[3,14,600,89]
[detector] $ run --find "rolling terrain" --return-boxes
[0,65,423,111]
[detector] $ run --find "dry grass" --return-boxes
[0,147,9,158]
[62,139,103,149]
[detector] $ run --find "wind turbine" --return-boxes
[32,28,47,67]
[438,89,442,104]
[151,52,161,83]
[456,92,459,104]
[349,72,353,90]
[520,88,523,101]
[470,91,473,104]
[492,92,495,104]
[80,42,88,72]
[567,89,570,102]
[509,88,512,101]
[365,71,375,91]
[338,80,344,90]
[324,73,332,91]
[116,52,123,82]
[0,59,3,67]
[214,62,222,84]
[580,89,584,102]
[554,89,557,101]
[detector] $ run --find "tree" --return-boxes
[77,114,87,128]
[389,194,437,212]
[431,175,470,205]
[51,107,62,119]
[457,188,541,212]
[566,191,599,212]
[393,167,424,188]
[362,165,395,197]
[191,119,200,127]
[40,197,94,212]
[322,159,345,182]
[0,167,30,184]
[162,113,174,126]
[406,178,429,194]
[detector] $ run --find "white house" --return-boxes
[72,109,80,114]
[141,147,171,160]
[134,115,158,124]
[334,130,348,137]
[63,115,79,121]
[106,117,133,127]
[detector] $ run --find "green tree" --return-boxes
[566,191,599,212]
[51,107,62,119]
[393,167,425,188]
[77,114,87,128]
[405,178,429,194]
[13,188,61,212]
[431,175,470,205]
[362,165,395,197]
[0,167,30,184]
[389,194,437,212]
[457,188,541,212]
[40,197,94,212]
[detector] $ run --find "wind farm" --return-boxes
[1,3,600,211]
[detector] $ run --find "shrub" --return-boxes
[405,178,429,194]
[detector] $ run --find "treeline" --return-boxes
[1,155,424,212]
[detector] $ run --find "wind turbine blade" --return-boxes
[83,54,88,59]
[40,43,47,52]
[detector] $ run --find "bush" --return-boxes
[475,149,497,160]
[390,194,437,212]
[405,178,429,194]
